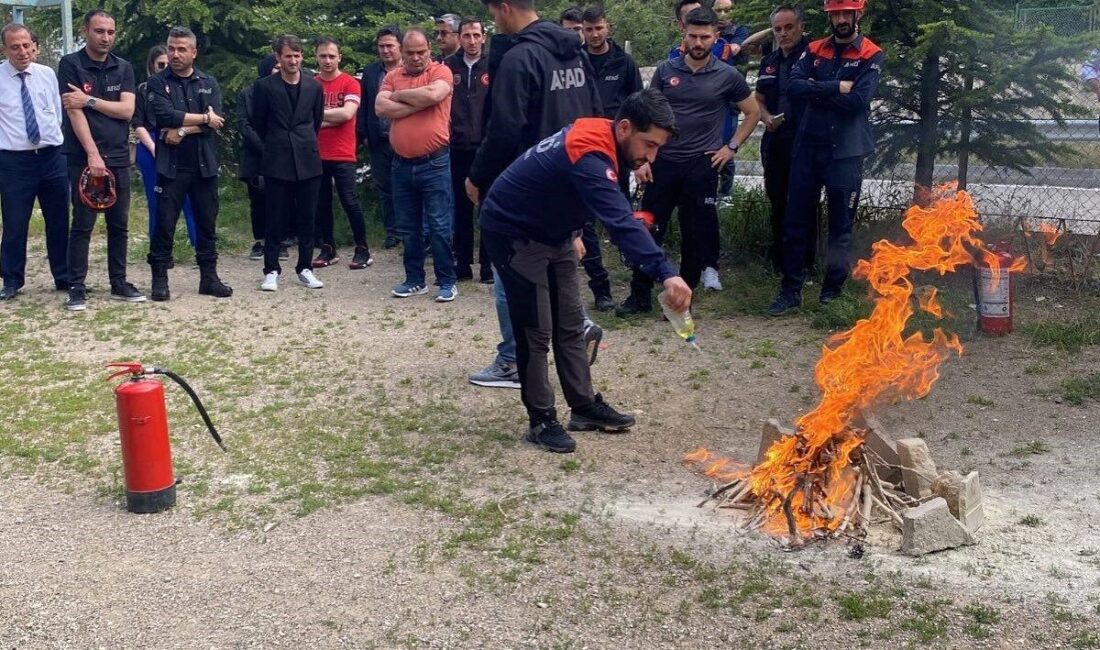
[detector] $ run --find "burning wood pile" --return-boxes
[687,189,998,554]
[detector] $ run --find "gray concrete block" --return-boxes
[897,438,938,499]
[900,497,976,556]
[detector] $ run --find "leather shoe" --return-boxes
[0,286,20,300]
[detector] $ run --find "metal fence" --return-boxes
[1016,3,1100,35]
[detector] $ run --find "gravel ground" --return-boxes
[1,238,1099,649]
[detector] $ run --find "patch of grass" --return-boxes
[1071,632,1100,649]
[1020,514,1044,527]
[1062,373,1100,406]
[963,603,1002,625]
[1022,317,1100,353]
[836,591,893,621]
[966,395,995,407]
[1010,440,1052,456]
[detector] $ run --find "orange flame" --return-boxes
[1037,222,1063,247]
[685,448,750,482]
[688,188,988,541]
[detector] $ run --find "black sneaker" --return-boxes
[278,244,290,261]
[594,294,615,312]
[568,394,635,433]
[819,287,842,305]
[456,265,473,281]
[349,246,373,270]
[65,287,87,311]
[312,245,339,268]
[110,282,147,303]
[525,420,576,453]
[383,235,399,249]
[615,293,652,317]
[248,241,263,260]
[583,321,603,366]
[767,291,802,317]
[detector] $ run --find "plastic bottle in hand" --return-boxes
[658,291,700,350]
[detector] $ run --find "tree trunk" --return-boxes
[957,74,975,191]
[913,49,941,207]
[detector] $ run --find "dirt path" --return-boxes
[1,244,1099,648]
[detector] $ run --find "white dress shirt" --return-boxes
[0,60,64,150]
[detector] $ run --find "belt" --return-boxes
[0,144,61,156]
[396,146,448,165]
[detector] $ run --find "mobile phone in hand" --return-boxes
[771,113,786,128]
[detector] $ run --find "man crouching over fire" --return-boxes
[479,89,692,453]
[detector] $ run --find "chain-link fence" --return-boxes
[1016,3,1100,35]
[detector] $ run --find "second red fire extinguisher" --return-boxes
[107,363,227,514]
[976,242,1015,336]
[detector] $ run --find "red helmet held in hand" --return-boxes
[824,0,865,12]
[633,210,657,232]
[78,167,118,211]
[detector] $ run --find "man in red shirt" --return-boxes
[376,28,457,302]
[312,37,372,270]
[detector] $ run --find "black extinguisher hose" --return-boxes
[152,368,228,452]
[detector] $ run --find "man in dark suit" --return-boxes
[357,26,402,249]
[252,34,325,292]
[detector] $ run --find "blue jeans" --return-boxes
[493,265,516,365]
[392,149,456,287]
[0,146,69,289]
[136,143,196,247]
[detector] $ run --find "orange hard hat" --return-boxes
[824,0,865,12]
[78,167,118,211]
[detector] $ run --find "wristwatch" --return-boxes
[726,141,740,154]
[84,97,97,109]
[177,127,187,138]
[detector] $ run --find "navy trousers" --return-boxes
[0,146,69,290]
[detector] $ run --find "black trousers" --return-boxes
[244,177,266,241]
[450,147,478,273]
[369,143,396,238]
[316,160,368,249]
[781,145,863,296]
[0,146,69,290]
[762,132,816,271]
[482,230,595,426]
[67,164,131,289]
[264,176,321,275]
[148,171,219,267]
[630,154,717,298]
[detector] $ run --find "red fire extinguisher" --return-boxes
[976,242,1015,335]
[106,362,227,514]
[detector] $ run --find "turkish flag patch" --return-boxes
[668,76,681,87]
[480,73,489,86]
[82,82,93,94]
[605,167,618,182]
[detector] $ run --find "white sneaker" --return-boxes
[702,266,723,291]
[297,269,324,289]
[261,271,279,292]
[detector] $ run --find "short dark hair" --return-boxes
[684,6,719,27]
[1,22,34,46]
[482,0,535,9]
[459,17,484,33]
[145,45,168,74]
[376,25,402,43]
[770,4,804,22]
[272,34,304,54]
[616,89,678,138]
[83,8,114,26]
[674,0,701,22]
[167,26,196,44]
[581,6,607,23]
[314,36,339,49]
[560,7,583,23]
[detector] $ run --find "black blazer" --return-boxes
[356,61,389,151]
[236,83,264,180]
[252,73,324,181]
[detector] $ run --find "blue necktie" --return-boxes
[17,72,41,146]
